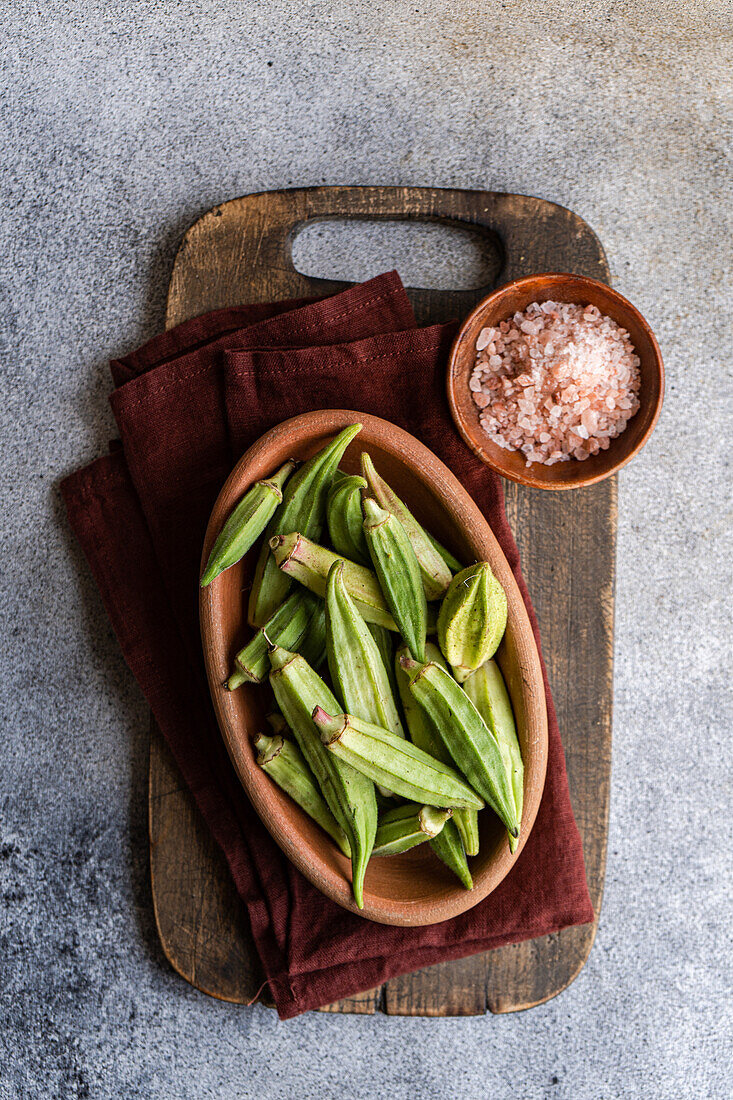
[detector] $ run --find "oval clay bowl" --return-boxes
[200,410,548,926]
[447,273,664,490]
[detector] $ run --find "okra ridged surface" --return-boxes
[326,560,405,739]
[401,656,518,837]
[254,731,351,857]
[201,458,296,587]
[372,803,451,857]
[227,589,319,689]
[313,707,484,810]
[268,643,377,908]
[395,642,480,857]
[248,423,362,627]
[327,473,370,566]
[429,818,474,890]
[437,561,508,681]
[270,531,398,629]
[362,497,427,662]
[463,659,524,852]
[360,451,452,600]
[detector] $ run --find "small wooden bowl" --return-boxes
[447,273,664,490]
[200,410,548,926]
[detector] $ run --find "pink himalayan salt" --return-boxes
[470,301,641,466]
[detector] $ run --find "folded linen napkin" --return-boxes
[62,271,593,1019]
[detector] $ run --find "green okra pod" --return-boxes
[298,596,327,671]
[254,731,351,857]
[313,707,484,810]
[372,802,451,857]
[424,530,464,574]
[437,562,508,681]
[394,642,479,856]
[360,452,452,600]
[400,656,518,837]
[270,532,397,630]
[326,560,405,739]
[362,497,427,663]
[248,424,362,627]
[227,589,319,689]
[327,474,370,566]
[429,819,474,890]
[463,659,524,852]
[367,622,398,699]
[453,806,480,858]
[268,644,376,908]
[326,559,405,798]
[201,459,297,587]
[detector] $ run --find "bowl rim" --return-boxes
[446,272,665,490]
[200,409,549,925]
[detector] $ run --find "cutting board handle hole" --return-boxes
[291,218,503,292]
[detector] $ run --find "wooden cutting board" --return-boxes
[149,186,615,1015]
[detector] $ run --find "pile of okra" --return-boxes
[202,424,524,909]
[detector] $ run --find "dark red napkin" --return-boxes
[62,272,593,1019]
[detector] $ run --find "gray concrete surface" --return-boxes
[1,2,731,1097]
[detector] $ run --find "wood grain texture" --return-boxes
[150,185,615,1015]
[149,722,271,1007]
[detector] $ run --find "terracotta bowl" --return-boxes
[200,410,548,926]
[447,273,664,490]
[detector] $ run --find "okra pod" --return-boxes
[429,819,474,890]
[326,560,405,738]
[313,707,484,810]
[270,532,397,630]
[201,459,297,587]
[372,802,451,857]
[360,452,452,600]
[400,656,518,836]
[362,497,427,662]
[268,644,376,908]
[327,474,370,566]
[326,559,404,797]
[254,731,351,857]
[249,424,362,626]
[227,589,319,688]
[424,530,464,574]
[394,642,479,856]
[367,623,398,699]
[437,562,508,681]
[454,806,480,858]
[298,596,327,671]
[463,659,524,852]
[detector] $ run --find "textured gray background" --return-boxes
[1,2,731,1098]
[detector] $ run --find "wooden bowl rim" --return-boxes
[446,272,665,490]
[200,410,548,925]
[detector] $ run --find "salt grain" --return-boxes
[469,300,641,466]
